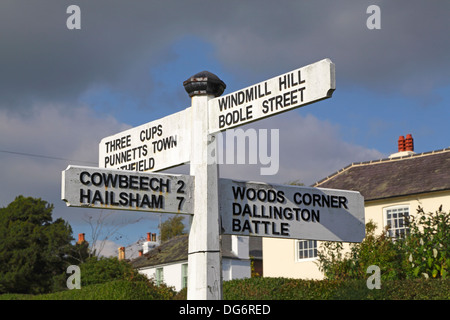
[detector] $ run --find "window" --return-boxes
[181,264,188,289]
[296,240,318,261]
[385,205,410,239]
[155,267,164,286]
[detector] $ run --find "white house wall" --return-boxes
[138,257,251,292]
[263,191,450,279]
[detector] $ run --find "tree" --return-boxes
[402,205,449,279]
[159,215,186,242]
[0,196,78,294]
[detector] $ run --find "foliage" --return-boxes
[79,256,149,286]
[2,277,449,300]
[317,206,449,281]
[402,205,449,279]
[160,215,186,242]
[222,277,450,300]
[317,221,405,280]
[0,279,176,300]
[0,196,77,294]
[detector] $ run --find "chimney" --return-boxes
[118,247,125,260]
[398,136,405,152]
[390,134,415,158]
[405,134,414,151]
[143,232,160,254]
[77,233,86,245]
[231,235,250,260]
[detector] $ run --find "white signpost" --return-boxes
[63,59,366,301]
[208,59,335,134]
[62,165,194,215]
[219,179,365,242]
[99,107,191,172]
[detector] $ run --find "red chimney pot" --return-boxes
[405,134,414,151]
[398,136,405,152]
[77,233,85,244]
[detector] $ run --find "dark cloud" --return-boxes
[0,1,448,111]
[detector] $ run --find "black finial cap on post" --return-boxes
[183,71,226,97]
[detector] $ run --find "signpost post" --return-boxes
[182,71,226,300]
[62,58,367,301]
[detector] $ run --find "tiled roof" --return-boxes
[313,148,450,201]
[130,234,262,269]
[131,234,188,269]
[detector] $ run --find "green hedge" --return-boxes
[223,277,450,300]
[0,280,175,300]
[2,277,449,300]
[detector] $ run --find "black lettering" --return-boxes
[79,188,90,203]
[140,194,151,208]
[272,222,280,235]
[91,173,102,186]
[177,196,184,211]
[303,193,312,205]
[232,219,241,232]
[109,191,120,206]
[80,172,90,185]
[242,204,252,216]
[139,176,149,191]
[301,209,310,221]
[176,180,185,194]
[273,206,283,220]
[331,196,339,208]
[339,196,348,209]
[128,193,140,207]
[251,220,260,233]
[246,188,256,200]
[232,203,241,215]
[277,191,285,203]
[119,192,128,206]
[283,207,293,220]
[281,223,290,236]
[312,209,320,222]
[232,186,246,200]
[242,220,252,233]
[129,175,139,190]
[103,173,118,188]
[119,175,128,188]
[261,221,270,234]
[92,190,103,204]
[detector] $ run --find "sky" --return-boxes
[0,1,449,258]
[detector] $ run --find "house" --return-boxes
[263,134,450,279]
[130,234,262,291]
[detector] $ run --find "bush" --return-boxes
[0,280,175,300]
[317,221,406,280]
[402,206,449,279]
[317,206,450,281]
[223,277,450,300]
[79,256,148,286]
